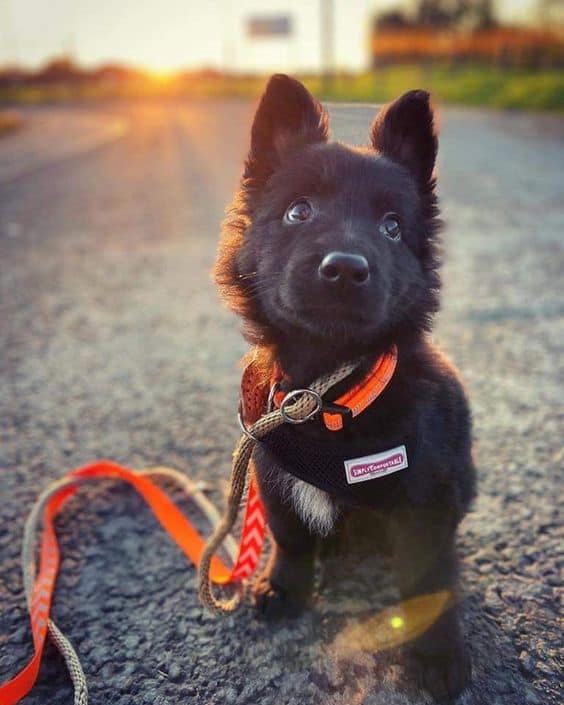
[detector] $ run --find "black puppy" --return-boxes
[216,74,476,702]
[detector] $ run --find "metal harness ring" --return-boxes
[279,388,323,425]
[267,382,281,413]
[237,411,260,442]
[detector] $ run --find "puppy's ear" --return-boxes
[370,90,437,188]
[244,74,329,185]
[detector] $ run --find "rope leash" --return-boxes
[0,359,358,705]
[198,358,358,612]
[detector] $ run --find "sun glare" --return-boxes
[147,70,176,85]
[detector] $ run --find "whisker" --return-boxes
[237,272,257,281]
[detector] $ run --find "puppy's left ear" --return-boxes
[370,90,437,188]
[244,74,329,185]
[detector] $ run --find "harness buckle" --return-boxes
[320,401,354,431]
[321,401,353,418]
[279,388,323,425]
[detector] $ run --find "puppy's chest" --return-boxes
[260,420,415,513]
[258,421,415,538]
[254,378,418,533]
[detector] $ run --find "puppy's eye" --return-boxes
[285,199,313,224]
[379,213,401,241]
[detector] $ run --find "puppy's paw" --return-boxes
[252,574,307,620]
[412,642,471,703]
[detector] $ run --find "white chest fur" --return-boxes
[290,479,338,536]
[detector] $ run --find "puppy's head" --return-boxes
[216,74,441,355]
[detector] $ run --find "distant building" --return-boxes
[222,0,372,74]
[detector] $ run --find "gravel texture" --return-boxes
[0,101,562,705]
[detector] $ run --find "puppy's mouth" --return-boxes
[269,294,383,342]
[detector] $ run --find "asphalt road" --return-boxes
[0,100,562,705]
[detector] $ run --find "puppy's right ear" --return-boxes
[244,74,329,185]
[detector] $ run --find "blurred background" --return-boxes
[0,0,562,116]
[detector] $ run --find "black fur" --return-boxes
[215,74,476,702]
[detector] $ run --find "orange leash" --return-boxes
[0,460,266,705]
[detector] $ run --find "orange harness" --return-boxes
[1,347,397,704]
[270,345,398,430]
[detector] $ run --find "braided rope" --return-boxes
[47,621,89,705]
[197,359,359,613]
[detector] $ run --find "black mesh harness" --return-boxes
[255,355,416,508]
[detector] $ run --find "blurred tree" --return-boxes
[375,9,412,30]
[35,57,81,84]
[373,0,498,31]
[373,0,498,32]
[415,0,497,30]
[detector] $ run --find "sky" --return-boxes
[0,0,543,72]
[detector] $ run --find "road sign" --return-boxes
[247,15,292,38]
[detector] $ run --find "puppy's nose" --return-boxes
[318,252,370,286]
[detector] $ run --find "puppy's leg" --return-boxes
[388,504,471,702]
[251,450,317,619]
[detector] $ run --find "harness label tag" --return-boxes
[344,445,408,484]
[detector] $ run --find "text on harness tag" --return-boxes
[344,445,408,484]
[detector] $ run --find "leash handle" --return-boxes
[0,460,266,705]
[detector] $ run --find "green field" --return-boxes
[1,65,562,111]
[310,66,564,111]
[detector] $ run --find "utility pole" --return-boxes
[320,0,335,94]
[221,0,235,74]
[0,0,19,65]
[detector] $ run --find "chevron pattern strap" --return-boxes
[229,479,266,581]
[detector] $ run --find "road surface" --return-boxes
[0,100,562,705]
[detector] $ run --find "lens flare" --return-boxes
[332,590,454,655]
[390,615,404,630]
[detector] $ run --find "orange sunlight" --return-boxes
[146,69,177,85]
